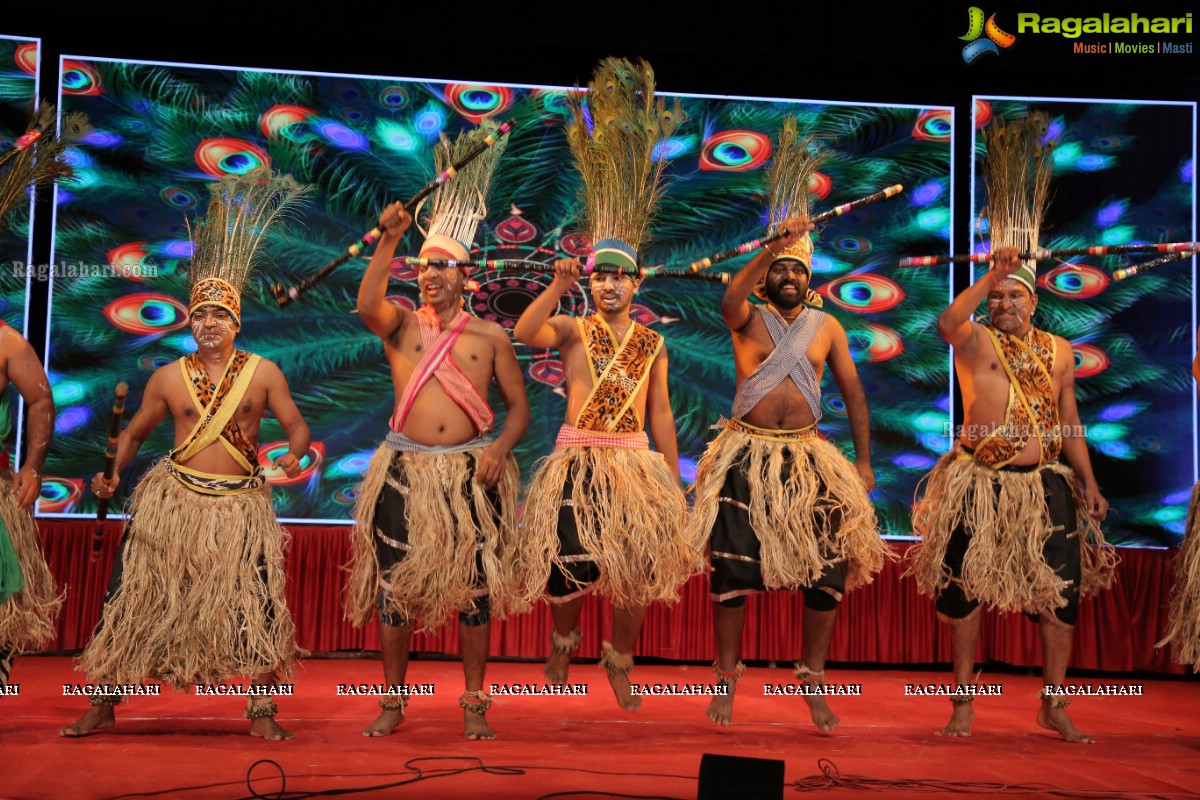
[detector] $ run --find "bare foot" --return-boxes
[1036,700,1095,743]
[60,705,116,737]
[545,648,572,685]
[936,702,974,737]
[463,708,496,740]
[605,667,642,712]
[804,693,839,732]
[362,706,404,737]
[706,684,735,726]
[249,715,293,741]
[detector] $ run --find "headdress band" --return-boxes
[189,277,241,326]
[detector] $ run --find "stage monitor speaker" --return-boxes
[697,753,785,800]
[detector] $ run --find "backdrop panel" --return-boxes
[0,34,39,462]
[972,97,1196,547]
[43,58,953,532]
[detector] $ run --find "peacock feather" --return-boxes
[564,58,684,255]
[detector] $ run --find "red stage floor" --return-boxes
[2,657,1198,800]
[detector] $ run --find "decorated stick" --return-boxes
[91,381,128,563]
[900,241,1200,268]
[271,119,515,308]
[1112,250,1194,282]
[398,257,731,284]
[621,267,730,284]
[813,183,905,224]
[686,184,905,272]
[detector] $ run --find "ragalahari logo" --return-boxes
[960,7,1017,62]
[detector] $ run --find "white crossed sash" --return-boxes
[731,306,825,421]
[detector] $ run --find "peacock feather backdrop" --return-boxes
[0,35,40,464]
[39,57,1191,546]
[45,60,953,531]
[973,98,1195,547]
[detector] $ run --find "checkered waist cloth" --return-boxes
[554,424,649,450]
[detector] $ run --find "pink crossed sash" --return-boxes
[389,307,494,435]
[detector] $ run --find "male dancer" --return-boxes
[515,58,698,711]
[345,124,529,740]
[516,256,695,711]
[910,115,1116,742]
[63,170,309,739]
[0,323,57,689]
[1159,327,1200,670]
[0,103,85,687]
[690,193,886,729]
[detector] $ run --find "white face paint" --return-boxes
[590,273,637,314]
[190,305,237,350]
[985,280,1036,335]
[417,263,464,308]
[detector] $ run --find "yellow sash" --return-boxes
[172,352,262,473]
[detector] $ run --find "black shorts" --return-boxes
[935,465,1081,626]
[546,471,601,601]
[708,448,846,612]
[375,453,494,627]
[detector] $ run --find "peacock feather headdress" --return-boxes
[765,114,826,269]
[564,57,684,271]
[418,120,507,290]
[756,115,827,306]
[0,103,89,233]
[982,112,1054,294]
[187,167,310,325]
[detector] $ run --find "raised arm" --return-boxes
[936,245,1022,351]
[646,347,681,486]
[824,317,874,490]
[475,326,531,488]
[357,202,413,340]
[2,328,53,509]
[92,367,172,498]
[1056,340,1106,521]
[262,360,312,478]
[720,216,812,331]
[513,258,579,350]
